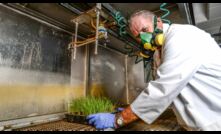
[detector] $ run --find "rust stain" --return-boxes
[0,84,84,102]
[89,83,106,97]
[0,84,85,121]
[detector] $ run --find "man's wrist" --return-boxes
[114,112,124,129]
[114,106,139,129]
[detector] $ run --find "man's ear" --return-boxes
[157,17,162,23]
[157,17,163,29]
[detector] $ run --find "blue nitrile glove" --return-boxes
[86,113,115,130]
[111,107,124,114]
[116,107,124,112]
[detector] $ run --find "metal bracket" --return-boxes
[72,21,78,60]
[94,3,101,55]
[70,3,102,59]
[177,3,195,25]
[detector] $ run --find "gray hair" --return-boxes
[128,10,155,28]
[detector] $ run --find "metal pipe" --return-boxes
[73,22,78,60]
[60,3,83,15]
[125,55,129,104]
[0,3,74,35]
[102,3,127,24]
[184,3,193,24]
[102,3,117,15]
[177,3,195,25]
[95,8,100,55]
[188,3,196,25]
[76,39,95,47]
[10,3,72,30]
[85,45,90,97]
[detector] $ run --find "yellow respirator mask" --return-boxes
[139,16,165,58]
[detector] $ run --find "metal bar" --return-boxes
[5,3,78,34]
[73,22,78,60]
[11,3,75,31]
[85,45,90,96]
[125,55,129,104]
[94,11,100,54]
[95,4,101,55]
[189,3,196,25]
[76,39,95,48]
[60,3,83,15]
[102,3,128,25]
[185,3,194,24]
[0,112,66,128]
[0,3,74,35]
[177,3,195,25]
[102,3,117,15]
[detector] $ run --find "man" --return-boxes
[87,10,221,131]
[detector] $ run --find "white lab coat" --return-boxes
[131,23,221,131]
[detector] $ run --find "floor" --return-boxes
[16,108,186,131]
[17,120,96,131]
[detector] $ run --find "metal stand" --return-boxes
[70,3,102,59]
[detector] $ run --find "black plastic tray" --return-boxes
[65,113,88,124]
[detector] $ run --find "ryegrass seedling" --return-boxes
[69,96,115,116]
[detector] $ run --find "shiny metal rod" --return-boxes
[95,3,101,55]
[73,22,78,60]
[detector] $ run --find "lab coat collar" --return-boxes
[163,23,170,34]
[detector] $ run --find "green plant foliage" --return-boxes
[68,96,115,116]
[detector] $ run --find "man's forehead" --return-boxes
[130,16,152,36]
[132,15,152,24]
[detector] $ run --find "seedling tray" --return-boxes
[65,113,88,124]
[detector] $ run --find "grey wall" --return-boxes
[88,46,128,105]
[88,46,152,105]
[126,56,149,103]
[70,46,88,101]
[0,6,76,121]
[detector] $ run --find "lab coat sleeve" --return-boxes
[131,26,203,124]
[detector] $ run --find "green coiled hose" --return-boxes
[112,11,145,65]
[160,3,171,25]
[114,11,127,36]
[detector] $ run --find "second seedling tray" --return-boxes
[65,113,88,124]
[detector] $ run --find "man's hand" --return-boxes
[86,113,116,130]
